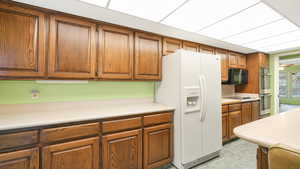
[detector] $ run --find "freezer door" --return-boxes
[180,50,204,164]
[200,54,222,156]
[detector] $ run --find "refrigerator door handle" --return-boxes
[201,75,207,121]
[199,75,204,120]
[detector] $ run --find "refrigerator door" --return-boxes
[180,51,204,164]
[200,54,222,156]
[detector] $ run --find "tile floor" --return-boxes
[165,139,257,169]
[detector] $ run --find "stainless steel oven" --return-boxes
[259,68,272,115]
[260,93,272,115]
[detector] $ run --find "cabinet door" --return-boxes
[182,41,199,52]
[222,113,229,142]
[134,32,162,80]
[98,25,133,79]
[216,49,228,81]
[241,103,252,124]
[143,124,173,169]
[228,52,238,68]
[252,101,260,121]
[0,3,46,77]
[48,15,96,79]
[199,45,215,54]
[260,53,269,68]
[228,111,242,139]
[0,148,39,169]
[163,38,182,55]
[238,54,247,69]
[42,137,99,169]
[102,129,142,169]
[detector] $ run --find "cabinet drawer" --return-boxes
[102,117,142,133]
[229,104,241,112]
[222,105,228,113]
[0,131,38,150]
[144,112,172,126]
[40,123,100,143]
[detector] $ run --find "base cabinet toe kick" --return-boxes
[0,111,174,169]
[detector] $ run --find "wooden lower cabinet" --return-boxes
[102,129,142,169]
[0,148,39,169]
[228,111,242,139]
[257,147,269,169]
[242,103,252,124]
[143,124,173,169]
[222,113,229,142]
[252,101,260,121]
[42,137,99,169]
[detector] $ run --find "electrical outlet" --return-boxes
[31,90,40,99]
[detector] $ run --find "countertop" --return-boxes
[222,98,260,105]
[0,99,174,131]
[234,108,300,150]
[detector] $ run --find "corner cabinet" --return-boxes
[0,3,46,77]
[134,32,162,80]
[98,25,134,80]
[48,15,96,79]
[0,148,39,169]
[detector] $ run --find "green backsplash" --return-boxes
[0,80,155,104]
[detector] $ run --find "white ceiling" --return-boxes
[280,58,300,65]
[79,0,300,53]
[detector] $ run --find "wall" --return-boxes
[0,80,154,104]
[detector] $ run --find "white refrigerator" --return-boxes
[155,50,222,169]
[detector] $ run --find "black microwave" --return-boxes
[223,68,248,85]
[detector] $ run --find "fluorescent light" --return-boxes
[198,3,282,39]
[224,19,298,45]
[244,29,300,49]
[256,39,300,52]
[108,0,186,22]
[161,0,260,32]
[79,0,109,7]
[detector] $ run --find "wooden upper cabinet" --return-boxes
[102,129,142,169]
[216,49,228,82]
[0,148,39,169]
[43,137,99,169]
[199,45,215,54]
[0,3,46,77]
[238,54,247,69]
[259,53,269,68]
[48,15,96,79]
[143,124,173,169]
[134,32,162,80]
[98,25,133,79]
[228,52,238,68]
[182,41,199,52]
[163,38,182,55]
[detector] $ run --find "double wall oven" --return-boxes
[259,68,271,115]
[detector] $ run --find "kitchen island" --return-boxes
[234,108,300,169]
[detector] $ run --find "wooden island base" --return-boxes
[257,146,269,169]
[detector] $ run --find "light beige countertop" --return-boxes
[234,108,300,150]
[0,99,174,131]
[222,98,260,105]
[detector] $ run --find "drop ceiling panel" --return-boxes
[198,3,282,39]
[108,0,187,22]
[161,0,260,32]
[257,39,300,52]
[224,19,298,45]
[79,0,109,7]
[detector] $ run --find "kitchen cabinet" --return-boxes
[238,54,247,69]
[48,15,96,79]
[102,129,142,169]
[0,3,46,78]
[228,110,242,139]
[0,148,39,169]
[182,41,199,52]
[259,53,269,68]
[199,45,215,54]
[134,32,162,80]
[229,52,246,69]
[241,102,252,124]
[43,137,99,169]
[252,101,260,121]
[222,113,229,142]
[98,25,134,79]
[257,147,269,169]
[143,124,173,169]
[216,49,229,82]
[163,38,182,55]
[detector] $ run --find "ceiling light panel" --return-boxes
[161,0,260,32]
[79,0,109,7]
[257,39,300,52]
[198,3,282,39]
[108,0,186,22]
[224,19,299,45]
[244,29,300,49]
